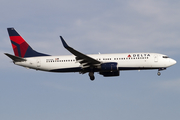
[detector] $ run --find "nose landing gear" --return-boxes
[157,68,166,76]
[157,71,161,76]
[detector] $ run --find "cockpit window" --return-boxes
[163,56,169,58]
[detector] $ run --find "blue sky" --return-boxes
[0,0,180,120]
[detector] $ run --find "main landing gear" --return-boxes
[89,72,95,81]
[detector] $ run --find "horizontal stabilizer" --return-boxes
[4,53,26,62]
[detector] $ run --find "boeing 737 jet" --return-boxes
[5,28,176,80]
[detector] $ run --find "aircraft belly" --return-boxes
[49,67,82,72]
[41,62,80,71]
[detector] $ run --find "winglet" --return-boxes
[60,36,69,48]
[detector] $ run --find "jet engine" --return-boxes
[99,62,119,77]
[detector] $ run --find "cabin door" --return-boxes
[37,59,41,67]
[154,55,158,62]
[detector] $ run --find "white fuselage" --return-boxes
[6,28,177,80]
[14,53,176,72]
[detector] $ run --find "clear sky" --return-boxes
[1,0,180,120]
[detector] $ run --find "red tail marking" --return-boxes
[9,36,29,57]
[12,44,19,56]
[12,44,16,49]
[10,36,25,44]
[20,42,29,58]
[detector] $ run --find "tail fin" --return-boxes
[7,28,50,58]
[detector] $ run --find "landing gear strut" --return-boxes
[89,72,95,81]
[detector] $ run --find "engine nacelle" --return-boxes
[99,62,119,77]
[100,62,118,72]
[100,71,120,77]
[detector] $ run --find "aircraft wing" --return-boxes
[60,36,101,68]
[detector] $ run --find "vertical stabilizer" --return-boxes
[7,28,49,58]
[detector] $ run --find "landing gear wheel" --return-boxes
[157,71,161,76]
[89,72,95,81]
[90,76,95,81]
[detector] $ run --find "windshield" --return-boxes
[162,56,169,58]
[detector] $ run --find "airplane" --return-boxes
[5,28,176,80]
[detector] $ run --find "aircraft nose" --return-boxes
[170,59,177,65]
[173,59,177,65]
